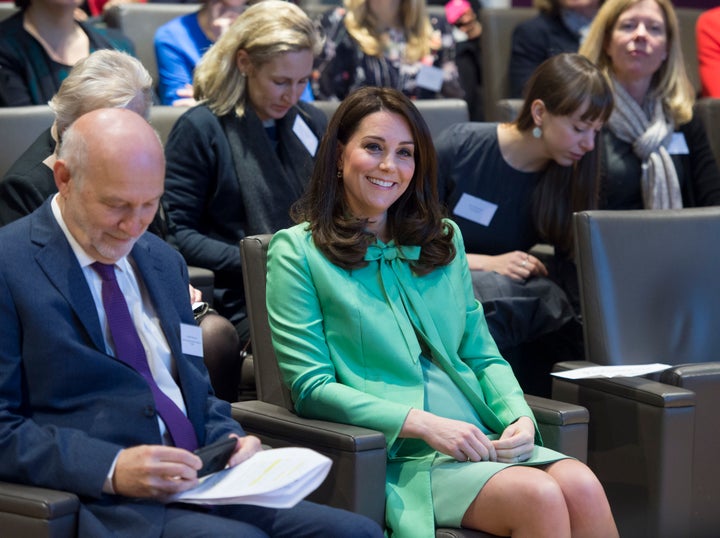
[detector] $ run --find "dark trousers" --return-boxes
[162,500,383,538]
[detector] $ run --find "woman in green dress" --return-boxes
[266,86,618,538]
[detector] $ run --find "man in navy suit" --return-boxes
[0,108,382,538]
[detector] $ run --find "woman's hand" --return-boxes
[492,416,536,463]
[401,409,497,462]
[467,251,548,281]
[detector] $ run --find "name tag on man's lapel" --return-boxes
[453,193,498,226]
[293,115,319,156]
[181,323,203,357]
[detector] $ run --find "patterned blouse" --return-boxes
[312,7,463,101]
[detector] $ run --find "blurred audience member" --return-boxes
[312,0,464,101]
[163,0,326,346]
[445,0,484,120]
[154,0,249,106]
[0,0,133,106]
[697,6,720,98]
[510,0,600,98]
[0,50,151,225]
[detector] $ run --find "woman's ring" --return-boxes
[521,260,527,267]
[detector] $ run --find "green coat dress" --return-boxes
[266,220,566,538]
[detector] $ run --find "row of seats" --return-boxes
[0,98,470,178]
[1,2,706,123]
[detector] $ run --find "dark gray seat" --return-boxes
[553,208,720,538]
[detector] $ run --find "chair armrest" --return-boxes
[231,400,386,526]
[551,361,695,538]
[231,400,385,452]
[525,394,587,426]
[0,481,78,538]
[525,394,588,462]
[0,482,78,519]
[552,361,696,407]
[661,361,720,386]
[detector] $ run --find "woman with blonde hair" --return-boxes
[580,0,720,209]
[313,0,463,101]
[163,0,327,345]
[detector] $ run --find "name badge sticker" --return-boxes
[453,193,498,227]
[416,65,444,92]
[181,323,203,357]
[667,132,689,155]
[293,115,319,156]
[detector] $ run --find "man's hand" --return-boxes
[226,434,263,467]
[112,445,201,499]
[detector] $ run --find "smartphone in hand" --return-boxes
[194,437,237,477]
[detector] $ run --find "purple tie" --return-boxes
[91,262,198,451]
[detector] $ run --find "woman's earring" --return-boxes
[532,126,542,139]
[337,169,343,179]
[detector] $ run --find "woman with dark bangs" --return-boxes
[435,53,614,395]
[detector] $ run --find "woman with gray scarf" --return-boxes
[580,0,720,210]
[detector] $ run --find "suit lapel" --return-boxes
[31,203,106,353]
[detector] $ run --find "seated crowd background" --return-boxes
[2,0,720,398]
[0,0,719,536]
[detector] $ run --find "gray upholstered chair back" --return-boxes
[0,106,54,178]
[574,208,720,366]
[569,207,720,536]
[103,3,201,88]
[312,98,469,141]
[240,234,295,410]
[479,8,536,121]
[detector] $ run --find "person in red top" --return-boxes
[697,6,720,98]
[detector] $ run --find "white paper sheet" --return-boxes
[172,447,332,508]
[551,363,672,380]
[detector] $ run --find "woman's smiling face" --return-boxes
[339,110,415,235]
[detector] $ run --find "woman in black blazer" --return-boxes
[163,1,327,343]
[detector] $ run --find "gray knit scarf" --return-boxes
[607,77,683,208]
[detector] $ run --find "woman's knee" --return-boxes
[548,459,606,500]
[463,467,571,536]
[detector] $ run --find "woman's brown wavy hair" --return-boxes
[291,86,455,275]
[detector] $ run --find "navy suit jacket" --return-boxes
[0,201,244,537]
[509,12,580,98]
